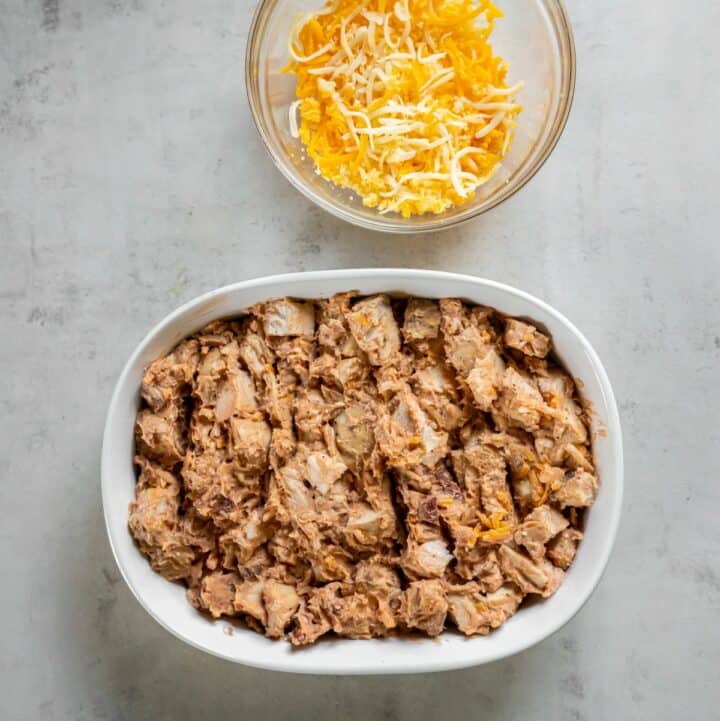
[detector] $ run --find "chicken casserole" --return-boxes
[129,293,598,644]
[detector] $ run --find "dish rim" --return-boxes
[102,269,623,674]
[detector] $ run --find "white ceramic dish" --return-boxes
[102,269,623,675]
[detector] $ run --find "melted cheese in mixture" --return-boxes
[286,0,522,217]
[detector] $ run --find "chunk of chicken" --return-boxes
[129,484,188,575]
[356,477,401,549]
[333,404,375,467]
[552,470,598,508]
[467,348,506,411]
[177,507,216,556]
[494,367,550,433]
[354,562,402,629]
[311,353,369,389]
[262,298,315,337]
[483,430,537,476]
[444,326,489,376]
[511,463,564,512]
[263,580,300,638]
[312,583,396,639]
[199,571,240,618]
[403,299,441,341]
[316,293,362,358]
[446,584,490,635]
[564,443,595,472]
[305,451,347,495]
[413,364,463,432]
[218,510,269,567]
[135,405,186,468]
[289,594,332,646]
[458,437,516,521]
[140,339,199,412]
[262,369,295,430]
[439,298,494,375]
[277,461,316,519]
[498,545,564,598]
[547,528,583,570]
[274,336,314,383]
[514,504,569,560]
[239,330,274,378]
[438,298,467,336]
[377,385,449,468]
[193,340,243,408]
[483,584,523,625]
[400,482,443,530]
[537,369,588,444]
[355,561,402,597]
[346,295,401,366]
[214,369,258,421]
[503,318,551,358]
[293,387,344,442]
[266,528,302,569]
[236,545,274,579]
[234,578,267,624]
[446,582,522,635]
[533,437,566,466]
[134,454,179,490]
[454,546,504,592]
[229,417,271,471]
[128,460,199,581]
[401,539,453,579]
[344,502,392,550]
[401,580,448,636]
[311,545,354,583]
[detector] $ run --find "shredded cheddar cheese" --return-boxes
[286,0,522,217]
[469,511,513,546]
[535,479,551,506]
[529,464,559,507]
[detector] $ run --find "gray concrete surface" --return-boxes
[1,0,719,719]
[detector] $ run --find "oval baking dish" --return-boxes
[102,269,622,674]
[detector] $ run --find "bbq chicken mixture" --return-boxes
[129,294,598,645]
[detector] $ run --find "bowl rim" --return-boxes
[102,269,623,674]
[244,0,577,234]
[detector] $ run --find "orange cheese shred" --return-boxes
[469,511,514,546]
[285,0,522,217]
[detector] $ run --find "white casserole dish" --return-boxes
[101,269,623,674]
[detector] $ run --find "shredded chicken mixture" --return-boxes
[129,294,598,645]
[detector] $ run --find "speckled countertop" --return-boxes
[1,0,718,719]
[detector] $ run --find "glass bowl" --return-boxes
[245,0,575,233]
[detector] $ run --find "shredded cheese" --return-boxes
[469,511,513,546]
[529,466,552,506]
[288,99,303,138]
[285,0,522,217]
